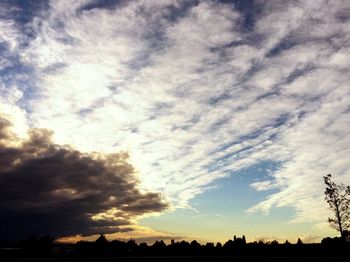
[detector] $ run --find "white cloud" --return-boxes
[1,0,349,236]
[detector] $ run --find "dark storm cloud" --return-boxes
[0,115,168,240]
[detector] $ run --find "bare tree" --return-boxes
[323,174,350,238]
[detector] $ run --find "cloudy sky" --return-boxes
[0,0,349,243]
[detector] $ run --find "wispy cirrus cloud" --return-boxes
[0,0,349,238]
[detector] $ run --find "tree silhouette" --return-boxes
[297,238,303,245]
[96,234,108,245]
[323,174,350,238]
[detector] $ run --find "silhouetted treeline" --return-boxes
[0,234,349,259]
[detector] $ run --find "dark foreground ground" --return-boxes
[2,236,349,261]
[1,257,350,262]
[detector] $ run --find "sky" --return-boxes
[0,0,349,244]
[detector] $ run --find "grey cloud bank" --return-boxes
[0,0,349,236]
[0,114,167,240]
